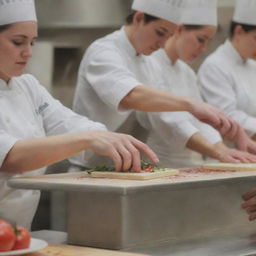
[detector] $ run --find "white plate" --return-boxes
[0,238,48,255]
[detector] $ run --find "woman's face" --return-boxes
[235,28,256,60]
[132,13,177,55]
[0,21,37,82]
[174,25,216,63]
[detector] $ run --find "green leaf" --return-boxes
[87,165,115,174]
[88,160,160,174]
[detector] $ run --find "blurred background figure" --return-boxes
[136,0,256,168]
[199,0,256,143]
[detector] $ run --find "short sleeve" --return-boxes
[82,47,141,111]
[22,75,106,135]
[0,131,19,167]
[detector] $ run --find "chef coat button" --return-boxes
[6,117,10,123]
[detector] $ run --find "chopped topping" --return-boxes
[180,168,235,174]
[88,160,161,174]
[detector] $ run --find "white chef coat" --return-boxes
[198,40,256,137]
[137,49,222,168]
[0,74,105,229]
[71,27,164,168]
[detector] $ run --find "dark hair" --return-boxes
[126,11,159,24]
[0,24,11,32]
[183,25,204,31]
[229,21,256,39]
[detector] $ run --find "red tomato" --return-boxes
[12,226,31,250]
[0,219,16,252]
[143,165,154,172]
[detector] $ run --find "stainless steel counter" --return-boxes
[8,169,256,194]
[126,232,256,256]
[9,170,256,254]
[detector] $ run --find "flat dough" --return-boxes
[89,169,179,180]
[202,163,256,171]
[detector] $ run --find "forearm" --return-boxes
[0,131,95,173]
[120,85,192,112]
[186,133,220,159]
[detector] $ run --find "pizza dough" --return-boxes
[89,168,179,180]
[202,163,256,171]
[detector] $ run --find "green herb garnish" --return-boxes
[87,165,115,174]
[88,160,161,174]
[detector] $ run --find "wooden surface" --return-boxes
[202,163,256,171]
[24,244,149,256]
[90,168,179,180]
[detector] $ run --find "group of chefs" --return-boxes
[1,0,256,230]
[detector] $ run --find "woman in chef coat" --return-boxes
[136,0,256,168]
[199,0,256,141]
[0,0,158,229]
[71,0,244,170]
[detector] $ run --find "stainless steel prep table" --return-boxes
[8,170,256,255]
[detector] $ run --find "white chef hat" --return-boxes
[180,0,217,26]
[0,0,37,26]
[132,0,183,24]
[233,0,256,25]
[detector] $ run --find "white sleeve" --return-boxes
[198,122,222,144]
[199,62,256,136]
[137,111,199,151]
[0,131,19,167]
[26,76,106,135]
[82,47,140,112]
[23,75,107,167]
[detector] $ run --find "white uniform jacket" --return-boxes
[71,27,164,168]
[198,40,256,137]
[0,74,105,229]
[137,49,221,168]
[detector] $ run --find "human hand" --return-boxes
[85,131,159,172]
[189,100,237,138]
[241,188,256,221]
[232,126,256,154]
[214,143,256,163]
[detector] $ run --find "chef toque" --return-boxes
[233,0,256,25]
[0,0,37,26]
[180,0,217,26]
[132,0,183,24]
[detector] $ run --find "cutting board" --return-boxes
[202,163,256,171]
[25,244,149,256]
[90,168,179,180]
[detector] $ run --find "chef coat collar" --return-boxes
[121,26,143,57]
[0,77,16,90]
[158,49,179,67]
[223,40,246,65]
[159,49,174,66]
[0,78,9,90]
